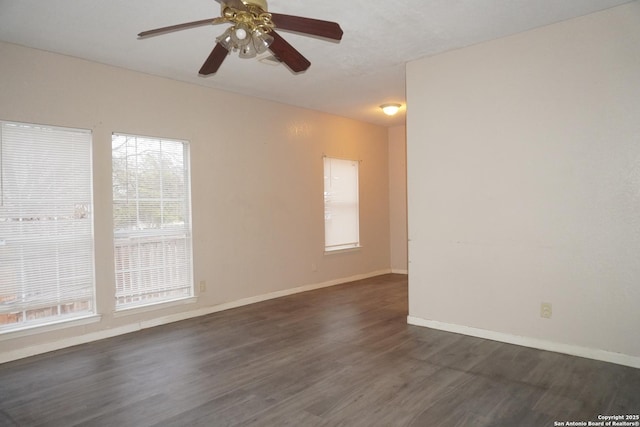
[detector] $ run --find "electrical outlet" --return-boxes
[199,280,206,293]
[540,302,552,319]
[311,263,317,272]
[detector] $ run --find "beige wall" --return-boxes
[406,2,640,366]
[389,125,407,273]
[0,42,391,360]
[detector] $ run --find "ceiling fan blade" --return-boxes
[270,13,343,41]
[199,43,229,75]
[138,18,225,38]
[268,31,311,73]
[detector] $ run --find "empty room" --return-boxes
[0,0,639,426]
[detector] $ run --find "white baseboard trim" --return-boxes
[0,324,141,364]
[407,316,640,369]
[0,269,392,364]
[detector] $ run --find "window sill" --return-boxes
[0,314,102,341]
[113,297,197,318]
[324,246,362,255]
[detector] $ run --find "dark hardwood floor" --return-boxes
[0,274,638,426]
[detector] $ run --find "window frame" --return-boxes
[323,156,361,253]
[112,133,194,311]
[0,120,96,334]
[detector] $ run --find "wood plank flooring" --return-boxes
[0,274,638,426]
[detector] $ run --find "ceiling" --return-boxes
[0,0,633,126]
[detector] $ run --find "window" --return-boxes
[0,121,95,332]
[112,134,193,310]
[324,156,360,252]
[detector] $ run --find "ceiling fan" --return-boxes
[138,0,343,75]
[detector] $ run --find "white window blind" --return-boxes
[0,121,95,332]
[112,134,193,310]
[324,157,360,252]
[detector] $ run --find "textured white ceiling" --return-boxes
[0,0,633,126]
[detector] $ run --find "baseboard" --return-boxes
[407,316,640,369]
[0,269,392,364]
[0,324,141,364]
[391,269,408,275]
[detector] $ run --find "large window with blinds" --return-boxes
[112,134,193,310]
[323,156,360,252]
[0,121,95,332]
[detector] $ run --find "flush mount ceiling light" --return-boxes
[380,103,401,116]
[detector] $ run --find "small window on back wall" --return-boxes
[323,156,360,252]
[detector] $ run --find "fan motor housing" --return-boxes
[242,0,268,11]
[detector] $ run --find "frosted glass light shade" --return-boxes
[216,28,233,50]
[239,41,257,58]
[252,29,274,54]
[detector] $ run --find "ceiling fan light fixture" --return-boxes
[380,103,401,116]
[217,23,272,58]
